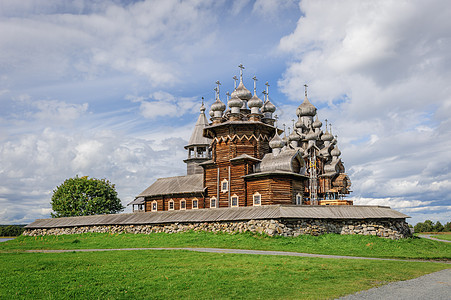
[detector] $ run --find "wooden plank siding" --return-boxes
[144,195,204,212]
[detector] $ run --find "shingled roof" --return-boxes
[26,205,409,229]
[136,174,203,198]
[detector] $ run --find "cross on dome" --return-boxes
[304,84,308,97]
[215,80,221,98]
[252,76,258,94]
[233,76,238,89]
[238,64,245,81]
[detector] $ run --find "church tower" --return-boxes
[203,65,277,208]
[183,101,212,175]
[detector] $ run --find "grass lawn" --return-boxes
[0,249,449,299]
[1,232,450,260]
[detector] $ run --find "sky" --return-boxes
[1,0,450,225]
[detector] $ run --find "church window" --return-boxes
[221,179,228,193]
[296,193,302,205]
[210,197,217,208]
[253,193,261,206]
[192,198,198,209]
[151,201,158,212]
[231,195,238,207]
[180,199,186,210]
[168,199,174,210]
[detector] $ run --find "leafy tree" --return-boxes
[444,222,451,232]
[433,221,444,232]
[51,176,124,218]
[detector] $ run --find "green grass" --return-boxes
[1,232,450,260]
[0,250,448,299]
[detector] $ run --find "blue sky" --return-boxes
[1,0,450,225]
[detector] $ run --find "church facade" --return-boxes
[130,65,352,212]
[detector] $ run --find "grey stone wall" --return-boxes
[23,218,412,239]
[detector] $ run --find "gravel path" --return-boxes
[0,238,15,243]
[338,268,451,300]
[418,234,451,243]
[24,247,450,264]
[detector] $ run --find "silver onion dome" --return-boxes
[211,97,226,112]
[321,130,334,142]
[262,99,276,113]
[296,95,317,117]
[288,130,300,141]
[248,94,263,109]
[306,128,317,140]
[234,80,252,101]
[269,132,285,149]
[331,145,341,157]
[312,116,322,128]
[228,94,243,108]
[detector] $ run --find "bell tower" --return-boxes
[184,101,212,175]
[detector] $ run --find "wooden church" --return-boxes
[129,65,352,212]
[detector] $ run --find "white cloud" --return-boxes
[278,0,451,222]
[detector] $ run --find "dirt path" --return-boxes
[25,247,450,264]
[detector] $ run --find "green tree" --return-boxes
[444,222,451,232]
[51,176,124,218]
[433,221,444,232]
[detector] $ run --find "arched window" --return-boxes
[253,192,261,206]
[210,197,217,208]
[231,194,239,207]
[168,199,174,210]
[180,199,186,210]
[151,200,158,212]
[296,193,302,205]
[192,198,198,209]
[221,179,229,193]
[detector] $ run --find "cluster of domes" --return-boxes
[268,85,345,177]
[209,65,276,124]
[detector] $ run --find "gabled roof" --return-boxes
[25,205,410,229]
[185,109,211,148]
[137,174,204,198]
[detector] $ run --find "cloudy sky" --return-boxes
[1,0,450,225]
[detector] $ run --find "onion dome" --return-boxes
[321,130,334,142]
[306,128,317,141]
[289,129,300,141]
[269,131,285,149]
[331,145,341,157]
[234,80,252,101]
[296,96,317,117]
[295,119,306,129]
[228,94,243,109]
[209,109,214,117]
[210,97,226,113]
[262,99,276,114]
[312,116,322,128]
[248,93,263,109]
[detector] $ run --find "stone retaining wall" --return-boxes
[23,218,412,239]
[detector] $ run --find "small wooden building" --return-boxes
[130,66,352,212]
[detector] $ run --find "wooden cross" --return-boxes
[238,64,245,80]
[215,80,221,98]
[252,76,258,94]
[304,84,308,97]
[233,76,238,89]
